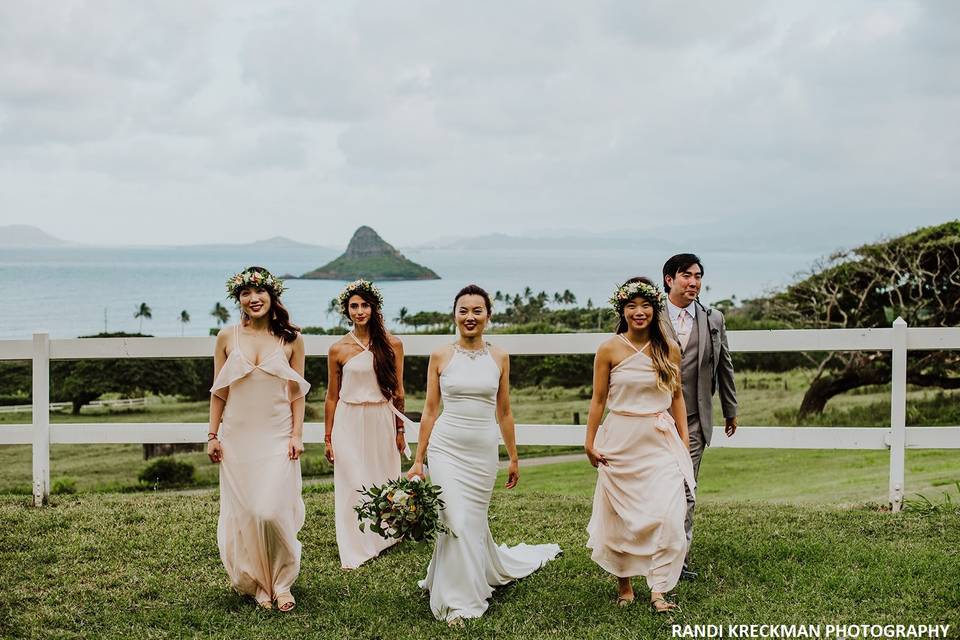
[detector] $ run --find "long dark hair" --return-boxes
[346,289,398,401]
[615,276,680,393]
[237,265,300,343]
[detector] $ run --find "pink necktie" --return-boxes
[678,310,691,350]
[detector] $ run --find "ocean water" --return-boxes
[0,246,818,339]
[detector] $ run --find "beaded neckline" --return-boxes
[453,342,490,360]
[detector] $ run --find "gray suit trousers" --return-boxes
[683,414,706,568]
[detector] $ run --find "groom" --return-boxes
[662,253,738,580]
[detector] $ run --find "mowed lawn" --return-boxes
[2,461,959,639]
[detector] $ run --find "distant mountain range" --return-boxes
[0,225,70,247]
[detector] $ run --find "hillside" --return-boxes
[300,225,439,281]
[0,225,68,247]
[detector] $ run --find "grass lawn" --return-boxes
[2,462,958,639]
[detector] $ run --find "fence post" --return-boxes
[32,332,51,507]
[888,318,907,512]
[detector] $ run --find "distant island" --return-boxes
[0,225,69,248]
[299,226,440,281]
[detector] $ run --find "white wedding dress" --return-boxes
[418,344,561,622]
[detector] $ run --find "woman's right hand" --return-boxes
[207,438,223,464]
[406,461,426,481]
[324,438,334,464]
[585,444,608,468]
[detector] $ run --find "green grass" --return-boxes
[2,462,958,639]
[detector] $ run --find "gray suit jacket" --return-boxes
[667,301,738,446]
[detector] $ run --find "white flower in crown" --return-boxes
[337,278,384,313]
[609,280,666,312]
[225,268,285,299]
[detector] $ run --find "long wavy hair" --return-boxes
[237,265,300,343]
[615,276,680,393]
[343,289,398,401]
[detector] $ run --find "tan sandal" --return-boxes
[275,592,295,612]
[256,598,272,610]
[616,594,635,607]
[650,597,679,613]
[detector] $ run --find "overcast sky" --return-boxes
[1,1,957,250]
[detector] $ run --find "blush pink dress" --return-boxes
[331,332,407,569]
[210,324,311,604]
[586,335,696,593]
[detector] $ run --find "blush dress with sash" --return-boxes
[210,325,311,604]
[586,335,696,593]
[332,332,409,569]
[419,344,561,622]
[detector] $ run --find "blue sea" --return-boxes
[0,245,818,339]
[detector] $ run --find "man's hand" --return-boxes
[725,416,738,437]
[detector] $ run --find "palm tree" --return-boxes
[586,298,594,310]
[523,286,532,301]
[553,292,563,306]
[178,310,190,336]
[134,303,152,334]
[395,306,409,326]
[211,302,230,327]
[494,290,504,303]
[562,289,577,306]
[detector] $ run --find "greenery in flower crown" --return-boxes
[609,280,666,313]
[355,476,452,544]
[337,278,384,314]
[225,268,285,300]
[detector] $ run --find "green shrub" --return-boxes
[138,457,196,488]
[51,477,78,495]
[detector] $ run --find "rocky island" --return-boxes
[299,226,440,281]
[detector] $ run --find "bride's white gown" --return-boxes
[419,344,561,622]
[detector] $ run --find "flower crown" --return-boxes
[337,278,384,313]
[226,268,285,300]
[609,280,666,312]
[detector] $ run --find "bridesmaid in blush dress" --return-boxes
[207,267,309,612]
[584,277,695,613]
[407,284,561,626]
[325,279,410,570]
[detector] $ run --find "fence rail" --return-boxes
[2,319,959,508]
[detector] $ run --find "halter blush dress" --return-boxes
[210,324,310,604]
[332,332,410,569]
[586,335,696,594]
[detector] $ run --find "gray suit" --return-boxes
[666,301,738,568]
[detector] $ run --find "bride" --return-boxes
[406,284,561,624]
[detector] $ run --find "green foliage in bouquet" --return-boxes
[354,477,452,543]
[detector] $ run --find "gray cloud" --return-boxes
[0,0,957,250]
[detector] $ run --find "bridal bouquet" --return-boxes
[355,476,452,543]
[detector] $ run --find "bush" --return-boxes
[51,477,78,495]
[138,457,196,488]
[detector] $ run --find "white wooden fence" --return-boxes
[1,319,959,510]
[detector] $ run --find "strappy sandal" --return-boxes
[256,598,272,610]
[616,594,635,607]
[447,617,465,628]
[275,592,295,612]
[650,597,680,614]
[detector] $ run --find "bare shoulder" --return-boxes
[487,343,509,366]
[290,332,305,348]
[214,327,231,350]
[430,343,454,360]
[597,335,621,357]
[388,334,404,349]
[327,337,348,358]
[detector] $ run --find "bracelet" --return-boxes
[207,433,218,441]
[396,427,405,434]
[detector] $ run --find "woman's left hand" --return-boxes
[395,431,407,454]
[505,459,519,489]
[288,436,304,460]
